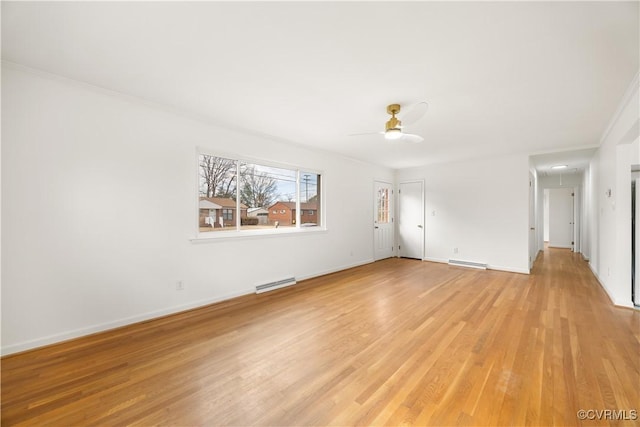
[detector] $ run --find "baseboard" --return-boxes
[487,265,530,275]
[423,257,448,264]
[588,263,613,304]
[297,258,374,281]
[1,288,254,356]
[449,259,487,270]
[587,262,634,309]
[2,259,376,356]
[423,257,528,274]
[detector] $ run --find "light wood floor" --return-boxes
[2,248,639,426]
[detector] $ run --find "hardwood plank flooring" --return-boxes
[2,248,639,426]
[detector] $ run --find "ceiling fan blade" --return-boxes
[348,131,384,137]
[399,133,424,143]
[400,101,429,126]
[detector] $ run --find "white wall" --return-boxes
[1,64,394,354]
[538,172,583,189]
[580,165,590,260]
[585,74,639,307]
[396,154,530,274]
[584,163,598,265]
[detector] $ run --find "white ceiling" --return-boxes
[2,2,638,170]
[530,147,598,176]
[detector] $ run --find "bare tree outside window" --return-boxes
[199,155,236,198]
[240,165,278,209]
[240,163,296,230]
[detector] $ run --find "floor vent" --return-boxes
[256,277,296,294]
[448,259,487,270]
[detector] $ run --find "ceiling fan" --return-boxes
[350,101,428,143]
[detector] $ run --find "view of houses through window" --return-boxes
[199,154,321,233]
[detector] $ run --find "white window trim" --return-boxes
[190,227,328,243]
[194,148,326,241]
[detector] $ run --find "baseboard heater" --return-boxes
[448,259,487,270]
[256,277,296,294]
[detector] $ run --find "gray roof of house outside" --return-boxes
[247,207,269,216]
[199,199,222,209]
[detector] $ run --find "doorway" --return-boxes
[374,181,394,260]
[398,181,424,260]
[546,187,575,250]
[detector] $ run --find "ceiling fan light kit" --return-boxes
[384,104,403,139]
[348,101,427,144]
[384,128,403,140]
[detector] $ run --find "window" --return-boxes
[377,187,389,224]
[300,171,320,227]
[198,153,322,235]
[199,155,239,232]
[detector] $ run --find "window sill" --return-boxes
[190,227,328,243]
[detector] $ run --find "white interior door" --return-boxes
[374,181,394,260]
[548,187,574,249]
[399,181,424,260]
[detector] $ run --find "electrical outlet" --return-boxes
[176,281,185,290]
[454,247,459,254]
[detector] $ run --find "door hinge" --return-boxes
[399,245,401,250]
[572,241,574,245]
[571,192,575,196]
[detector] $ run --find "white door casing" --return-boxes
[529,173,537,269]
[374,181,394,260]
[399,181,424,260]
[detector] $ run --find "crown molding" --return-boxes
[600,71,640,145]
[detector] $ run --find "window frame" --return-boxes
[194,149,325,241]
[222,209,234,221]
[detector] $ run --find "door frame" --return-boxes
[398,180,425,260]
[529,172,537,269]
